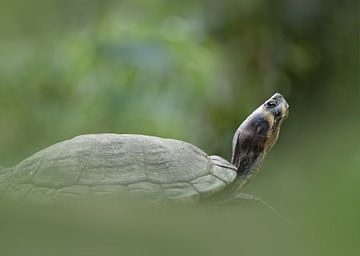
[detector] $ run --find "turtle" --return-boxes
[0,93,289,204]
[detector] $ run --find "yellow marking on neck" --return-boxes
[263,111,278,152]
[281,104,286,117]
[264,111,274,126]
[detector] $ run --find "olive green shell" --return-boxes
[0,134,237,204]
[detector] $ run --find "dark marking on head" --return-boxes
[240,137,252,151]
[239,157,251,173]
[257,121,270,136]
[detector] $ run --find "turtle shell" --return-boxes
[0,134,237,203]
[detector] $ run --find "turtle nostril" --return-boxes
[274,110,281,118]
[272,92,284,100]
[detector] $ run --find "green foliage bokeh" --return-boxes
[0,0,358,255]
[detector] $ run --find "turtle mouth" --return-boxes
[283,102,289,120]
[284,109,289,119]
[278,97,289,120]
[279,108,289,120]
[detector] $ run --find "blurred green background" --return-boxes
[0,0,359,255]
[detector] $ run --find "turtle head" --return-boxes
[231,93,289,179]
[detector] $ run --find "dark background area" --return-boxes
[0,0,359,255]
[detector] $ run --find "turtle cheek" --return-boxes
[256,121,270,137]
[240,137,252,151]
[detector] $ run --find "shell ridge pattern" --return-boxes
[210,172,228,184]
[23,139,72,185]
[141,137,168,198]
[78,135,146,186]
[74,138,96,186]
[190,173,227,198]
[32,138,99,188]
[164,139,210,183]
[189,182,201,194]
[141,136,149,181]
[145,138,176,184]
[27,153,46,185]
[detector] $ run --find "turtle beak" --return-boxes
[271,93,289,119]
[283,99,289,119]
[284,104,289,119]
[271,93,286,103]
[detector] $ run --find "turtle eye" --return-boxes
[265,100,278,108]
